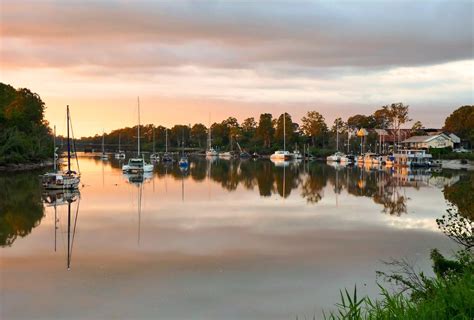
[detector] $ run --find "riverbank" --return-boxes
[0,160,53,172]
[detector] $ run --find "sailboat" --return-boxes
[206,117,218,157]
[150,127,159,162]
[327,122,344,162]
[42,106,81,190]
[179,133,189,169]
[270,112,291,161]
[122,97,154,173]
[114,133,126,159]
[100,130,109,160]
[161,129,173,162]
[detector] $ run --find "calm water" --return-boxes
[1,155,468,319]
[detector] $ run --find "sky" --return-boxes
[1,0,473,137]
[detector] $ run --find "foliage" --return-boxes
[443,105,474,147]
[436,206,473,249]
[0,83,52,165]
[0,171,45,246]
[301,111,328,147]
[322,204,474,320]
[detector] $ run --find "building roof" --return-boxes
[402,135,436,143]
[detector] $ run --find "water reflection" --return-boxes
[42,189,81,270]
[2,157,472,319]
[0,172,44,247]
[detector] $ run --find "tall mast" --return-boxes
[118,133,121,152]
[53,125,57,172]
[283,112,286,151]
[153,127,155,154]
[165,129,168,153]
[67,105,71,173]
[137,97,140,157]
[102,130,105,154]
[207,113,211,150]
[336,122,339,152]
[67,200,71,270]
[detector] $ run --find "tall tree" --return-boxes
[384,103,411,149]
[301,111,328,146]
[274,112,294,148]
[256,113,274,148]
[190,123,207,147]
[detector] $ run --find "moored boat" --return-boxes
[42,106,81,190]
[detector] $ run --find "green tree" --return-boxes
[256,113,274,148]
[301,111,328,147]
[411,120,425,135]
[190,123,207,148]
[443,105,474,147]
[274,112,295,148]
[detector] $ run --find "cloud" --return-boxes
[1,0,472,71]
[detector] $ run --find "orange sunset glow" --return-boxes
[1,1,473,137]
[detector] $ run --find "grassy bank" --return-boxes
[321,208,473,320]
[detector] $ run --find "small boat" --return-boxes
[240,152,251,158]
[115,133,126,159]
[251,152,261,159]
[270,150,291,161]
[42,106,81,190]
[340,154,354,164]
[100,131,109,160]
[161,129,174,162]
[206,148,218,157]
[179,156,189,168]
[206,118,218,157]
[219,151,233,159]
[293,149,303,160]
[150,127,159,162]
[327,152,342,162]
[122,97,154,173]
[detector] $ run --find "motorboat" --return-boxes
[179,156,189,168]
[340,154,355,164]
[270,150,291,161]
[219,151,233,159]
[327,152,344,162]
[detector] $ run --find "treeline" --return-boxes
[80,103,416,154]
[0,83,52,165]
[80,103,473,155]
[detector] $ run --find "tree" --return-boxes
[256,113,274,148]
[301,111,328,147]
[443,105,474,147]
[190,123,207,148]
[373,107,391,129]
[274,112,295,148]
[411,121,425,135]
[347,114,376,129]
[383,103,411,150]
[0,83,52,164]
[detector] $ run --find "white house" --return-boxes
[401,133,454,149]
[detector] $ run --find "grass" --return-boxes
[320,208,474,320]
[323,270,473,320]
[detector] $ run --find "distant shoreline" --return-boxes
[0,160,53,172]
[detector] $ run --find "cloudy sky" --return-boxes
[1,0,472,136]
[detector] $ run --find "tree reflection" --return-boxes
[0,172,44,247]
[443,172,474,220]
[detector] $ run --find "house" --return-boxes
[401,133,454,150]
